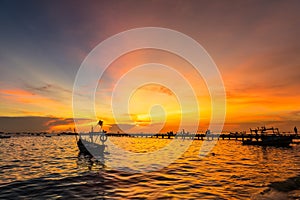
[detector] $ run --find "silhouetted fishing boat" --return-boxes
[242,127,293,147]
[77,120,108,157]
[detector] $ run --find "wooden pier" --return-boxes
[104,132,300,144]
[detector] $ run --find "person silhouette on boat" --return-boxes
[294,126,298,135]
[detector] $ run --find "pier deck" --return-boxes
[104,132,299,144]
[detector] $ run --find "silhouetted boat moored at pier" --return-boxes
[242,127,293,147]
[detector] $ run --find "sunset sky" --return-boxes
[0,0,300,133]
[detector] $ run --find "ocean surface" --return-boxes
[0,135,299,199]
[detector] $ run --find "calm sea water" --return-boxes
[0,135,299,199]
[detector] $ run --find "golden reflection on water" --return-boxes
[109,137,172,153]
[0,136,299,199]
[102,137,300,198]
[0,136,80,183]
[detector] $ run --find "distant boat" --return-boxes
[242,126,293,147]
[0,135,11,139]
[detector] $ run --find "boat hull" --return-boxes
[242,136,293,147]
[77,138,106,157]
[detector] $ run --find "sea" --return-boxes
[0,135,299,199]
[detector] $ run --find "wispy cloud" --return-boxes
[0,88,71,117]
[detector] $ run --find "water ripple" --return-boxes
[0,136,299,199]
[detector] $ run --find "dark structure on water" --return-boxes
[242,127,294,147]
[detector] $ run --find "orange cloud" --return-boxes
[0,88,71,117]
